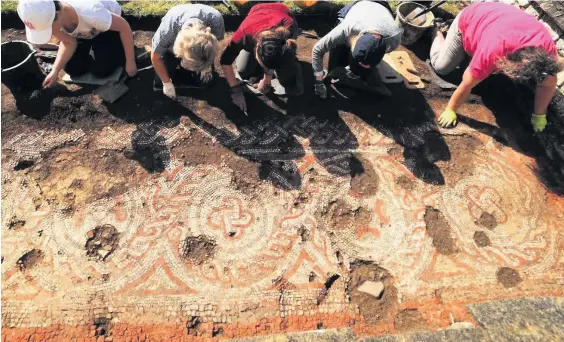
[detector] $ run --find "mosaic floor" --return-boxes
[2,106,563,341]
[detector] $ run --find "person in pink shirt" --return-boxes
[430,2,562,133]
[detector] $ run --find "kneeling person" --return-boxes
[311,0,402,98]
[151,4,224,98]
[220,3,303,112]
[430,2,562,133]
[18,0,137,88]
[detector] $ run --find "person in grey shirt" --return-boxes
[311,1,402,99]
[151,4,225,98]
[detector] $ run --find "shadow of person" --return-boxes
[461,74,564,195]
[100,72,185,174]
[124,118,178,173]
[325,78,449,186]
[176,80,306,190]
[264,61,364,178]
[8,83,91,119]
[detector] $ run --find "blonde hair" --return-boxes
[173,21,219,72]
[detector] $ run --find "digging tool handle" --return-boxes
[410,1,447,21]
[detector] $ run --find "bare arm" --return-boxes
[447,68,482,111]
[42,29,77,87]
[534,74,557,115]
[52,30,76,70]
[222,64,239,88]
[150,51,170,83]
[109,14,136,75]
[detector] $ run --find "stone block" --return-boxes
[500,0,515,5]
[557,38,564,56]
[515,0,529,8]
[539,2,564,30]
[356,281,384,299]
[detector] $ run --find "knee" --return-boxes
[430,60,454,76]
[63,63,89,77]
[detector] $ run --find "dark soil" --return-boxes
[394,309,429,333]
[424,207,459,255]
[298,225,311,242]
[181,235,217,266]
[316,274,341,305]
[496,267,522,288]
[325,200,372,230]
[350,155,379,196]
[348,261,398,325]
[170,131,262,194]
[14,159,34,171]
[85,224,120,261]
[396,175,415,191]
[8,217,26,230]
[473,231,491,248]
[17,249,44,271]
[437,134,484,187]
[477,212,498,230]
[387,146,403,157]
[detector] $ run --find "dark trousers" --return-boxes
[235,50,304,95]
[64,31,125,78]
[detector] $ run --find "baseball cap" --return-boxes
[350,33,386,77]
[258,38,291,70]
[17,0,56,45]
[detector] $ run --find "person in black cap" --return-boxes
[311,0,402,99]
[220,3,303,113]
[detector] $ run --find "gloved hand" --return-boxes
[230,84,247,112]
[253,78,272,94]
[163,81,176,99]
[438,108,457,128]
[314,81,327,99]
[531,114,547,133]
[200,68,213,83]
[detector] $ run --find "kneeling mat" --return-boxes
[63,67,123,85]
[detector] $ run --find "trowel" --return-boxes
[93,65,153,103]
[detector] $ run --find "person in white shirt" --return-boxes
[17,0,137,88]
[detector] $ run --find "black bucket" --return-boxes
[1,40,44,92]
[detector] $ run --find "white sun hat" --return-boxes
[17,0,56,45]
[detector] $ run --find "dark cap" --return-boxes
[257,38,290,69]
[350,33,386,77]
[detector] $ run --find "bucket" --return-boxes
[1,40,44,92]
[396,2,435,46]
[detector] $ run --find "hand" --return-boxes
[438,108,457,128]
[314,81,327,99]
[163,81,176,99]
[252,78,272,94]
[230,85,247,112]
[531,114,547,133]
[200,68,213,83]
[125,59,137,77]
[42,70,59,88]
